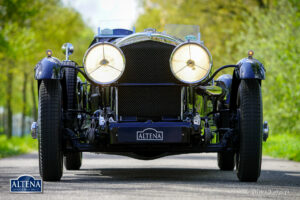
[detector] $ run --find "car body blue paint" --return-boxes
[237,58,265,80]
[34,57,62,80]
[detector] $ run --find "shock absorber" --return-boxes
[204,118,213,144]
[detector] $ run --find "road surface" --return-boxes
[0,152,299,199]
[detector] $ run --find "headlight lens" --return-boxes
[170,42,212,84]
[84,43,125,84]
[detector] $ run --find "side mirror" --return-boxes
[62,43,74,60]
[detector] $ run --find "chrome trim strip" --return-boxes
[96,35,131,38]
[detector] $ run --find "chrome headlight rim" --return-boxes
[169,42,213,84]
[83,42,126,85]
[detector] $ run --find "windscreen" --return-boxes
[164,24,200,41]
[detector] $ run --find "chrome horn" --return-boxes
[62,43,74,60]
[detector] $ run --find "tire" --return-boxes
[63,66,82,170]
[218,152,235,171]
[64,67,77,128]
[64,152,82,170]
[216,102,235,171]
[236,80,263,182]
[38,80,63,181]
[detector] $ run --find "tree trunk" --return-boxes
[2,109,6,135]
[21,72,28,137]
[5,69,13,139]
[31,77,37,121]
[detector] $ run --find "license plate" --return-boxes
[136,128,163,141]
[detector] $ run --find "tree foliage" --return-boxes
[136,0,300,135]
[0,0,93,137]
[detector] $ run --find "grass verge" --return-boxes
[0,134,38,159]
[263,133,300,162]
[0,133,299,162]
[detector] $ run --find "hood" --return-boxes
[114,30,184,47]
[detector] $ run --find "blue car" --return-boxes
[32,25,269,182]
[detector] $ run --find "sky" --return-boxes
[62,0,143,33]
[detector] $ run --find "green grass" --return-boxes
[263,133,300,162]
[0,135,38,159]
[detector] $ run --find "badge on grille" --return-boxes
[136,128,163,141]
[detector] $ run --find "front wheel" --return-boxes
[38,80,63,181]
[236,80,263,182]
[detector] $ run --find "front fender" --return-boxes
[34,57,62,80]
[236,58,265,80]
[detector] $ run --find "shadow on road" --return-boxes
[58,168,300,188]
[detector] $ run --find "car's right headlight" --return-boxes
[170,42,212,84]
[83,43,125,84]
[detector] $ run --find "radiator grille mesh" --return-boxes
[118,41,181,118]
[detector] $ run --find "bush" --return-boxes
[226,0,300,136]
[0,134,38,158]
[263,133,300,162]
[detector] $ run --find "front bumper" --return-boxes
[109,121,192,144]
[65,121,231,154]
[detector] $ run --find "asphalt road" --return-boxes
[0,152,299,200]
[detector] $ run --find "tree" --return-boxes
[136,0,300,135]
[0,0,93,137]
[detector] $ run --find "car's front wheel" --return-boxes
[236,79,263,182]
[38,80,63,181]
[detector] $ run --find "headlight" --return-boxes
[83,43,125,84]
[170,42,212,84]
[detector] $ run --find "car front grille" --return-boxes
[119,40,179,83]
[118,41,181,119]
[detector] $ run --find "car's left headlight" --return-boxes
[170,42,212,84]
[83,43,125,84]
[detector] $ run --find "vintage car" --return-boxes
[32,25,269,182]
